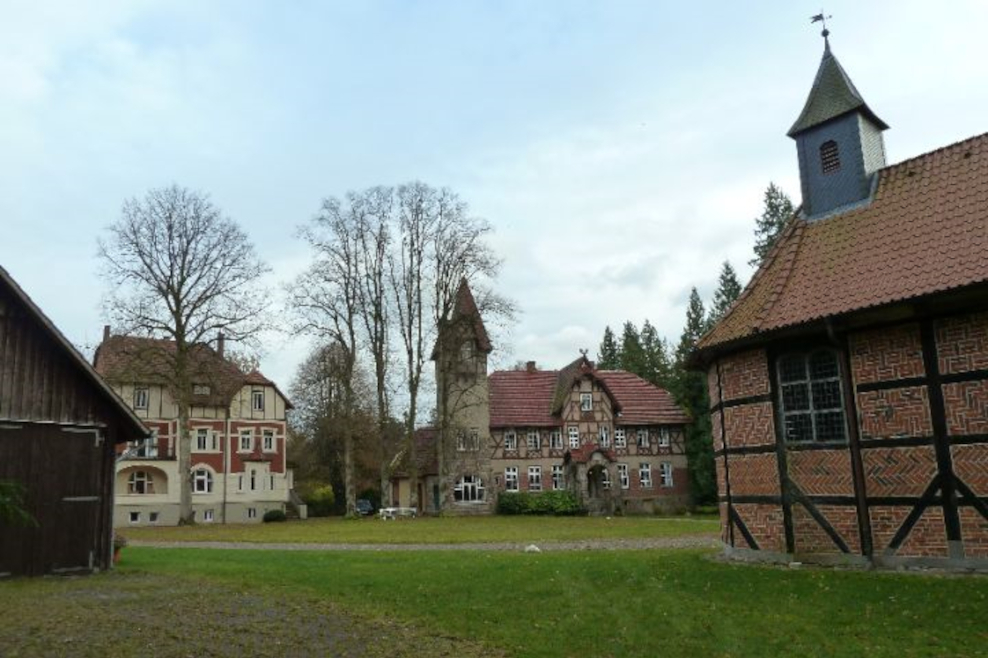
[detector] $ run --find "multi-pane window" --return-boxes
[568,426,580,449]
[457,431,468,451]
[550,430,563,450]
[133,387,149,410]
[639,463,653,489]
[820,140,841,174]
[454,475,485,502]
[504,430,517,451]
[551,465,564,490]
[469,429,480,450]
[240,429,253,451]
[527,431,541,451]
[601,468,611,489]
[637,429,650,449]
[247,507,257,520]
[617,463,630,489]
[133,429,158,458]
[658,428,670,447]
[614,428,627,449]
[252,389,264,411]
[128,470,154,494]
[203,509,215,522]
[193,384,211,395]
[580,393,593,412]
[528,466,542,492]
[505,467,519,491]
[660,462,674,487]
[599,425,610,448]
[196,428,210,452]
[263,430,275,452]
[777,350,847,443]
[458,429,480,451]
[193,469,213,494]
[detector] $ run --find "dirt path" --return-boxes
[131,535,719,551]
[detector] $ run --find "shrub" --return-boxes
[497,491,585,516]
[303,484,336,517]
[263,509,287,523]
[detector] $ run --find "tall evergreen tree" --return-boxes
[596,325,620,369]
[707,261,743,328]
[619,321,646,376]
[640,319,672,388]
[750,182,795,268]
[673,288,716,506]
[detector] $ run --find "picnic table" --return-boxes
[379,506,417,520]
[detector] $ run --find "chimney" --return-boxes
[103,325,111,343]
[217,332,225,358]
[526,361,536,373]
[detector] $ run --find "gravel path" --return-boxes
[132,535,719,551]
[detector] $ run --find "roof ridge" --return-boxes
[879,130,988,174]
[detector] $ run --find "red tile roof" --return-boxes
[489,365,688,427]
[699,132,988,353]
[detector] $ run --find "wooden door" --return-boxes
[0,424,104,576]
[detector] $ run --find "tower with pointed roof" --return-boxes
[789,36,888,218]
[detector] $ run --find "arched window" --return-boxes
[453,475,485,502]
[193,469,214,494]
[820,140,841,174]
[128,470,154,494]
[777,349,847,443]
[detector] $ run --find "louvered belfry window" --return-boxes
[820,140,841,174]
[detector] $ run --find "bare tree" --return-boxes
[291,195,364,517]
[97,184,269,524]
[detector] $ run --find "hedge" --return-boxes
[496,491,586,516]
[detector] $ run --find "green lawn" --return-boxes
[110,547,988,658]
[122,514,719,544]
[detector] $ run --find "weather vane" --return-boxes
[811,10,832,39]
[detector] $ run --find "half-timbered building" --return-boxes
[94,329,296,526]
[0,266,147,577]
[393,280,690,515]
[696,37,988,569]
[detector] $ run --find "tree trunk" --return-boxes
[177,401,193,524]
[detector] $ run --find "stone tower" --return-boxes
[788,37,888,219]
[433,279,494,513]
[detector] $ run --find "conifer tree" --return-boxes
[707,261,743,328]
[596,325,620,369]
[619,321,646,376]
[750,182,794,268]
[673,288,716,505]
[640,319,672,388]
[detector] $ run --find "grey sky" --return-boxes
[3,0,986,402]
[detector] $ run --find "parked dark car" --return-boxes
[355,499,375,516]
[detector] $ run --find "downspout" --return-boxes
[223,409,231,524]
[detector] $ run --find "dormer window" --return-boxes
[820,140,840,174]
[193,384,211,395]
[580,393,592,412]
[133,387,149,410]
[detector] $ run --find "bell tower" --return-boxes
[788,32,888,219]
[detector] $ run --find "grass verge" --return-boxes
[116,547,988,658]
[122,514,719,544]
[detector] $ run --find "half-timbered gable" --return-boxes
[0,266,146,577]
[696,39,988,569]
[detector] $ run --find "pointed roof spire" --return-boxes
[451,278,492,354]
[787,40,888,138]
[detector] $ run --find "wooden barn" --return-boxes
[0,265,147,577]
[696,39,988,569]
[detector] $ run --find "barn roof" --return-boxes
[698,132,988,355]
[489,360,688,428]
[0,265,148,441]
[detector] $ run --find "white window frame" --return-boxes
[601,468,611,489]
[195,428,210,452]
[239,429,253,452]
[252,389,264,412]
[504,430,517,451]
[527,431,541,451]
[247,507,257,520]
[133,387,149,410]
[528,466,542,492]
[249,468,258,491]
[454,475,485,502]
[580,393,592,412]
[193,468,213,494]
[618,463,630,490]
[193,384,211,396]
[637,429,650,449]
[614,428,626,449]
[129,511,141,524]
[550,429,563,451]
[660,462,674,488]
[551,465,564,490]
[639,462,653,489]
[599,425,610,448]
[263,429,275,452]
[504,466,519,492]
[127,470,153,494]
[658,427,670,447]
[203,509,215,522]
[568,426,580,449]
